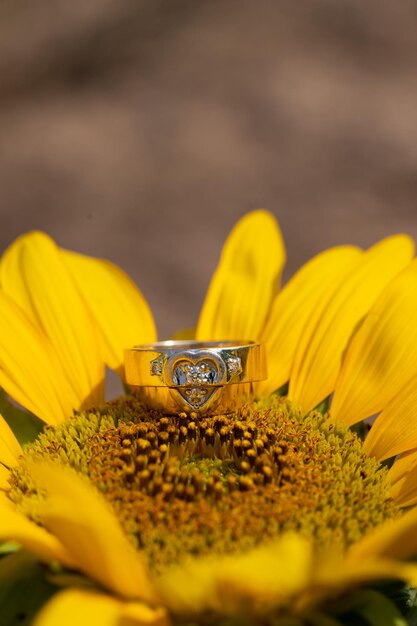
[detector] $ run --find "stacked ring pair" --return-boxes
[125,341,267,415]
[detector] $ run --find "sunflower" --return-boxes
[1,211,417,626]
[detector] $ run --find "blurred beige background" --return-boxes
[0,0,416,338]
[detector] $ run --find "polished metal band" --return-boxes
[125,340,266,415]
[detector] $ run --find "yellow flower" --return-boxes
[1,211,417,625]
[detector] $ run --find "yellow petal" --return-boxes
[0,465,11,490]
[332,257,417,425]
[62,250,157,377]
[257,246,361,396]
[348,506,417,562]
[364,373,417,460]
[387,450,417,507]
[0,291,78,424]
[0,232,104,409]
[33,589,169,626]
[31,462,158,603]
[0,414,22,489]
[0,413,22,468]
[196,210,286,341]
[0,495,77,568]
[157,533,312,616]
[289,236,414,412]
[0,234,33,314]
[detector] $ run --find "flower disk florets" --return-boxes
[9,396,398,573]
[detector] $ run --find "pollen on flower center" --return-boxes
[8,396,399,572]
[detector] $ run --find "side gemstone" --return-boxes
[225,355,242,379]
[150,355,165,380]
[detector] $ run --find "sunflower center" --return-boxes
[9,396,398,572]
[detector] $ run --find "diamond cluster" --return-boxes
[173,361,217,386]
[184,387,209,407]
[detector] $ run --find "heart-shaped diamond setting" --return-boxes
[164,350,227,411]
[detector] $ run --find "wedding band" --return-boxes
[124,340,267,415]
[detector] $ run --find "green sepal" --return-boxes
[0,550,56,626]
[0,389,44,446]
[0,542,19,556]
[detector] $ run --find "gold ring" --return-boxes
[124,340,267,415]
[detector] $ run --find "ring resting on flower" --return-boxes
[3,211,417,625]
[124,340,267,414]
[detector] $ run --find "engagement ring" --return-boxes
[124,340,267,415]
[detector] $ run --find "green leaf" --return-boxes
[0,389,44,446]
[0,550,56,626]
